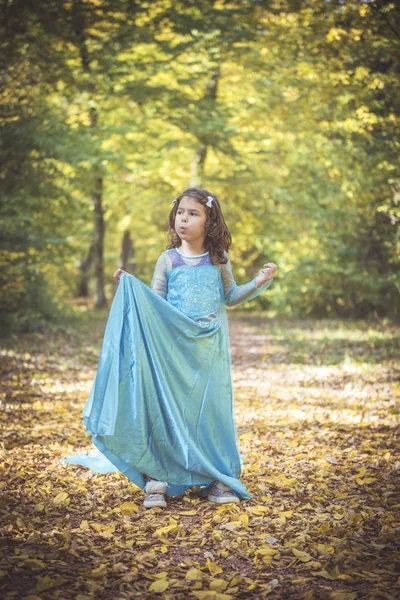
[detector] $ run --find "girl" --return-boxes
[64,188,277,509]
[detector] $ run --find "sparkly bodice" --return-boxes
[167,263,223,320]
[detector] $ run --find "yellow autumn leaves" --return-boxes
[147,560,233,598]
[2,314,399,599]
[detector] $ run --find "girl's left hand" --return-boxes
[113,268,126,283]
[255,263,277,288]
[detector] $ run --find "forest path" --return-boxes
[1,312,399,600]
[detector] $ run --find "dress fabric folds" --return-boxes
[62,251,272,499]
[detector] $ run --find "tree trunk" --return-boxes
[190,146,208,187]
[190,66,221,186]
[76,243,95,297]
[93,173,107,308]
[120,230,136,274]
[73,0,106,309]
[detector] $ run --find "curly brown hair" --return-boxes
[167,188,231,265]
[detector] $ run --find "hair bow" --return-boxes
[206,195,213,208]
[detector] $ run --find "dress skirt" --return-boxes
[64,272,251,499]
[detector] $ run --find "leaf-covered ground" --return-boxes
[1,311,399,600]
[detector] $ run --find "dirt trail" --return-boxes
[1,313,399,599]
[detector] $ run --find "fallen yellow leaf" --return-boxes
[192,592,233,600]
[148,579,169,593]
[220,521,242,531]
[332,512,345,520]
[118,501,139,514]
[248,506,268,515]
[153,571,169,579]
[53,491,69,505]
[312,566,340,580]
[292,548,313,562]
[185,568,203,581]
[209,578,228,592]
[236,512,249,528]
[315,543,335,554]
[206,558,223,575]
[330,592,358,600]
[35,575,67,592]
[90,523,115,538]
[155,518,179,536]
[89,564,107,578]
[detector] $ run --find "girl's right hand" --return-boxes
[255,263,277,288]
[113,268,126,283]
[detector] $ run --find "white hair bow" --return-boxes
[171,195,213,207]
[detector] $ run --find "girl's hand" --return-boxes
[255,263,277,288]
[113,268,126,283]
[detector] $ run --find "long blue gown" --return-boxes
[62,248,272,499]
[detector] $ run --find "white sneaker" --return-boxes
[143,480,168,508]
[207,480,240,504]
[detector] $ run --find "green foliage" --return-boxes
[0,249,67,334]
[1,0,399,330]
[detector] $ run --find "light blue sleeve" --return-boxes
[151,252,169,299]
[221,253,273,308]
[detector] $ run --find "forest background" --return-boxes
[1,0,399,333]
[1,3,399,597]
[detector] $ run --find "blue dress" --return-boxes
[62,248,272,499]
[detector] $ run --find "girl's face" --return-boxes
[175,196,207,244]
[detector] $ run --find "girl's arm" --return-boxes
[221,253,274,308]
[151,253,168,299]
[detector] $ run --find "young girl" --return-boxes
[64,188,277,509]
